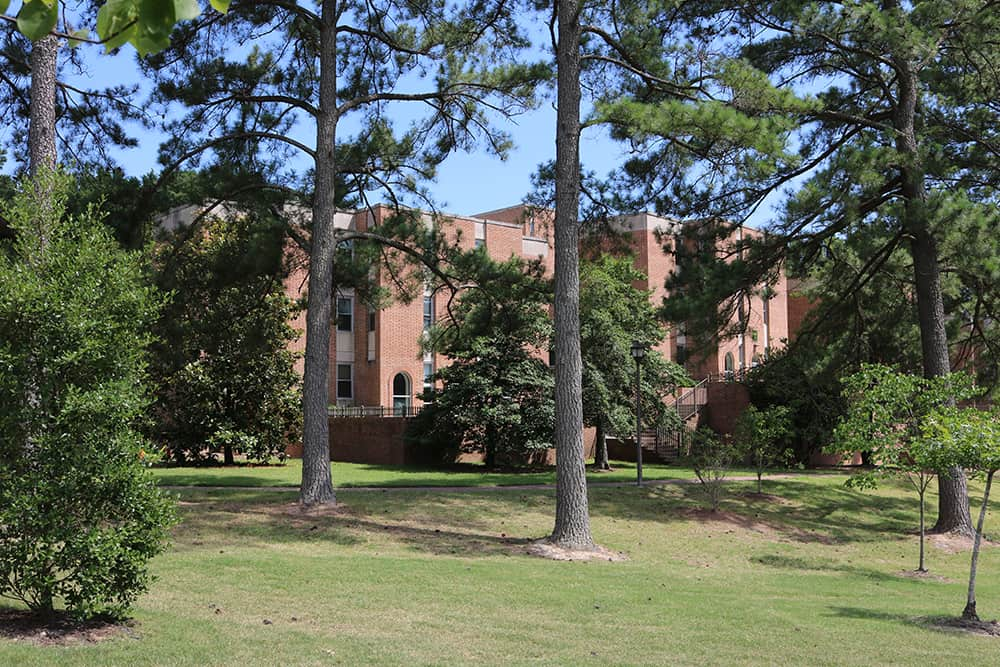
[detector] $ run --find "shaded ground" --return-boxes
[0,610,134,646]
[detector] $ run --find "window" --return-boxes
[337,297,353,332]
[392,373,411,416]
[423,296,434,330]
[368,308,376,332]
[526,215,536,237]
[423,361,434,394]
[336,364,353,399]
[724,352,735,380]
[474,238,485,249]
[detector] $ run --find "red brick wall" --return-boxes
[702,382,751,436]
[328,417,413,465]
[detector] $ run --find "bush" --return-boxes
[687,427,738,511]
[0,178,175,620]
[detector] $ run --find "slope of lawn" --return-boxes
[2,475,998,665]
[151,458,768,489]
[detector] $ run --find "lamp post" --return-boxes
[630,340,647,486]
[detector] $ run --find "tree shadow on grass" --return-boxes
[826,606,999,636]
[170,489,540,558]
[753,553,908,582]
[586,478,925,546]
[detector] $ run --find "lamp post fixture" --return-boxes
[630,340,647,486]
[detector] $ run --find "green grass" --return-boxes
[151,458,767,489]
[3,475,999,665]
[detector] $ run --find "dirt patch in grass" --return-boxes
[929,532,976,554]
[0,609,135,646]
[897,569,953,583]
[677,507,838,545]
[927,616,1000,636]
[527,539,629,562]
[738,492,789,504]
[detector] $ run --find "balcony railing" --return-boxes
[328,404,424,418]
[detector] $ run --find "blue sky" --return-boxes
[41,33,626,219]
[1,4,781,226]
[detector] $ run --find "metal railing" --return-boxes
[328,404,424,418]
[673,377,709,419]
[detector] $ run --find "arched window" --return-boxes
[724,352,735,381]
[392,373,411,416]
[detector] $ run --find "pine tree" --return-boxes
[144,0,542,505]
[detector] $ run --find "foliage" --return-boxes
[744,348,845,463]
[734,404,793,494]
[412,256,554,468]
[4,0,229,52]
[150,212,302,464]
[834,364,978,571]
[686,427,738,512]
[923,407,1000,620]
[833,365,978,476]
[579,254,689,466]
[141,0,544,505]
[0,177,175,620]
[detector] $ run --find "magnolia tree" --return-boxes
[834,365,977,572]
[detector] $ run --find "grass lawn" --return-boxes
[3,474,999,665]
[151,458,769,489]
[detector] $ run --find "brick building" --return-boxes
[277,204,799,413]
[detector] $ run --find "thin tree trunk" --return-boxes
[299,0,338,506]
[549,0,594,550]
[918,483,926,572]
[224,445,234,466]
[963,470,993,621]
[593,417,610,470]
[893,51,973,537]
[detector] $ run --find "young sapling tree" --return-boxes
[924,408,1000,621]
[734,404,793,494]
[834,365,977,572]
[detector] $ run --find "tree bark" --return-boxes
[548,0,595,550]
[963,470,993,621]
[29,34,58,179]
[593,416,610,470]
[893,51,973,536]
[28,34,59,246]
[299,0,338,506]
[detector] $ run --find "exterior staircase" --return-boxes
[638,378,709,463]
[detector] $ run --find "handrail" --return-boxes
[674,376,709,410]
[328,405,424,418]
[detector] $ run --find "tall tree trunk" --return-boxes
[300,0,338,506]
[29,35,58,179]
[893,52,973,536]
[223,444,234,466]
[962,470,993,621]
[549,0,594,550]
[28,34,59,245]
[593,416,610,470]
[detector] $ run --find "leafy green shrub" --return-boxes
[686,427,738,511]
[0,178,175,620]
